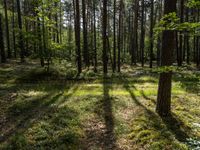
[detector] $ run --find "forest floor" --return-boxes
[0,59,200,150]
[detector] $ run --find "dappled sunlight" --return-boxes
[1,60,200,149]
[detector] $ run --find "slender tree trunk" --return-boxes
[16,0,25,62]
[118,0,123,72]
[74,0,82,74]
[149,0,154,68]
[140,0,145,67]
[4,0,11,58]
[12,0,17,58]
[185,5,190,64]
[157,0,163,66]
[82,0,89,67]
[102,0,108,74]
[0,14,6,63]
[113,0,116,72]
[55,2,59,43]
[93,0,97,72]
[132,0,139,65]
[59,1,62,44]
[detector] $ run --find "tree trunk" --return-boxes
[132,0,139,65]
[140,0,145,67]
[118,0,123,72]
[16,0,25,62]
[93,0,97,72]
[4,0,11,58]
[74,0,82,74]
[82,0,89,67]
[102,0,108,74]
[0,14,6,63]
[156,0,177,117]
[149,0,154,68]
[12,0,17,58]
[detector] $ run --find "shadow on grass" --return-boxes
[0,83,80,149]
[161,114,190,142]
[84,76,117,149]
[173,72,200,94]
[102,75,116,149]
[120,75,190,145]
[140,90,156,104]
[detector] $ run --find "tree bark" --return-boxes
[102,0,108,74]
[16,0,25,62]
[156,0,177,117]
[149,0,154,68]
[74,0,82,74]
[0,14,6,63]
[4,0,11,58]
[82,0,89,67]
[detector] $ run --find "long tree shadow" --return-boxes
[120,75,190,144]
[161,113,190,142]
[84,75,117,149]
[102,75,116,149]
[140,90,156,104]
[0,83,78,144]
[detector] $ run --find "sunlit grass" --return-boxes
[1,60,200,149]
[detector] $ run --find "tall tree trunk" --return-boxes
[0,14,6,63]
[93,0,97,72]
[4,0,11,58]
[140,0,145,67]
[12,0,17,58]
[178,0,184,66]
[156,0,177,117]
[55,2,59,43]
[113,0,116,72]
[185,5,190,64]
[118,0,123,72]
[82,0,89,67]
[132,0,139,65]
[74,0,82,74]
[157,0,163,66]
[59,1,62,44]
[149,0,154,68]
[16,0,25,62]
[102,0,108,74]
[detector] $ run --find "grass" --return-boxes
[0,59,200,149]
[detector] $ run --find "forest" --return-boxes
[0,0,200,149]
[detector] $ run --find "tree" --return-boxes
[149,0,154,68]
[0,14,6,63]
[113,0,116,72]
[156,0,177,117]
[82,0,89,67]
[74,0,82,74]
[12,0,17,58]
[118,0,123,72]
[16,0,25,62]
[93,0,97,72]
[4,0,11,58]
[177,0,184,66]
[140,0,146,67]
[102,0,108,74]
[132,0,139,65]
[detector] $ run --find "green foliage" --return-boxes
[187,0,200,8]
[186,138,200,150]
[154,12,200,37]
[9,134,28,150]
